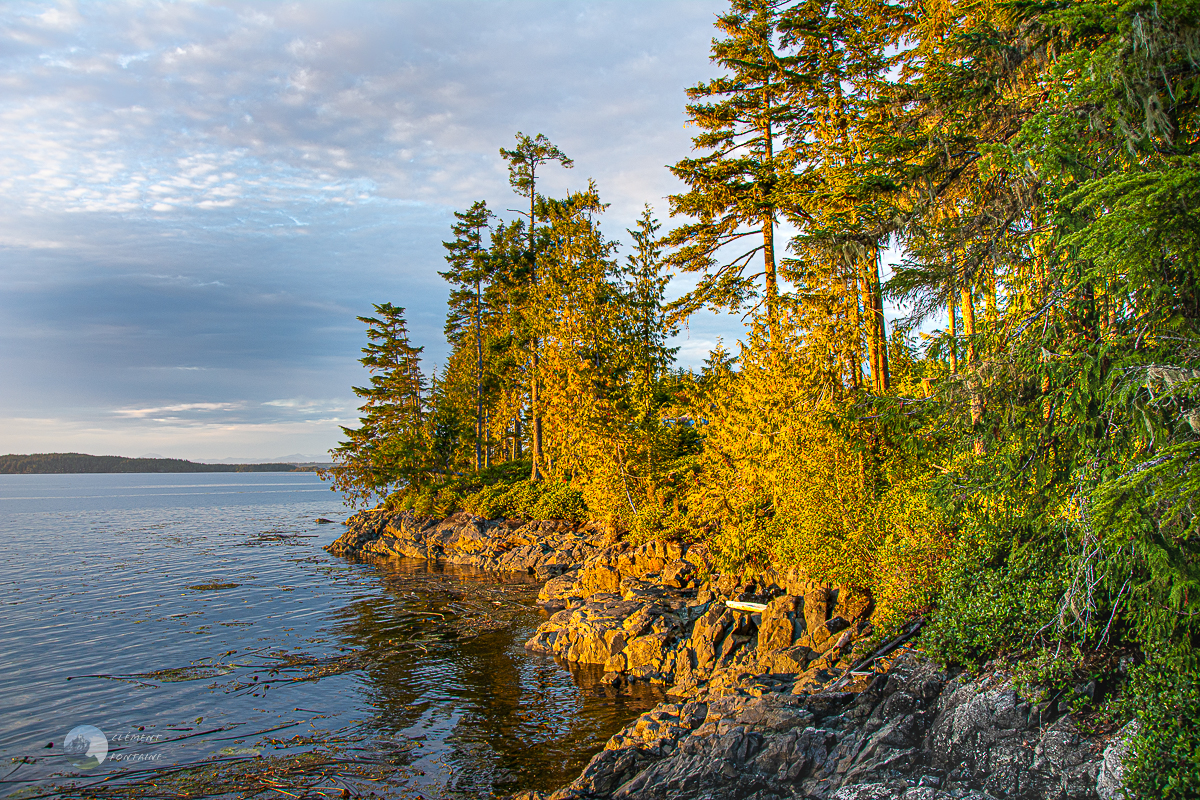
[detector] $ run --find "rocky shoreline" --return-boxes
[327,510,1133,800]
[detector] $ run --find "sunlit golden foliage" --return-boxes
[680,313,954,629]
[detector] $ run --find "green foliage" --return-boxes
[461,478,586,522]
[1121,659,1200,798]
[923,535,1070,668]
[378,459,586,523]
[326,20,1200,799]
[324,303,428,508]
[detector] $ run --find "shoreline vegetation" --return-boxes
[0,453,328,474]
[311,2,1199,796]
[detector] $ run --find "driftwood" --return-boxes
[829,617,924,690]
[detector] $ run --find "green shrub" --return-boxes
[923,535,1068,667]
[461,478,586,521]
[375,459,587,522]
[628,504,669,545]
[503,480,541,517]
[432,489,461,518]
[530,481,586,521]
[1122,659,1200,798]
[412,492,435,516]
[462,482,510,518]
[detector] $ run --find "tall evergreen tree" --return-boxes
[325,303,426,507]
[499,132,574,482]
[666,0,800,347]
[625,206,679,388]
[440,200,494,472]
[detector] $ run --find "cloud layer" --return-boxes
[0,0,737,459]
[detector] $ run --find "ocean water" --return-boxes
[0,473,659,798]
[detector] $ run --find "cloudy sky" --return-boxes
[0,0,745,461]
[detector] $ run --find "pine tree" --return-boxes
[775,0,910,394]
[625,206,679,389]
[499,132,574,482]
[325,303,426,506]
[441,200,494,472]
[666,0,800,347]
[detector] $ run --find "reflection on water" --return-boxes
[335,559,665,797]
[0,474,661,799]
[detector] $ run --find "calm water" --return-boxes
[0,473,659,799]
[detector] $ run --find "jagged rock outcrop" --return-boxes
[522,655,1111,800]
[526,546,877,699]
[325,509,613,573]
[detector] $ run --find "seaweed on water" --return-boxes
[20,748,417,799]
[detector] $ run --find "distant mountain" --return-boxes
[0,453,312,475]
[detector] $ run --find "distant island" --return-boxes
[0,453,328,475]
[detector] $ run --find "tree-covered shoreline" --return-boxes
[0,453,316,474]
[323,2,1200,791]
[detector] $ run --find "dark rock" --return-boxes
[1096,720,1137,800]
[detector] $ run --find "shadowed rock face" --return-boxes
[330,512,1121,800]
[519,655,1111,800]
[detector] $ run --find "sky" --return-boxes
[0,0,749,461]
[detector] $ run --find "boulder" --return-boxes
[803,586,830,635]
[757,594,801,652]
[662,559,696,588]
[1096,720,1138,800]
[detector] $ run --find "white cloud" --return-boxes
[113,402,242,419]
[262,398,348,413]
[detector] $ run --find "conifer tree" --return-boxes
[483,217,534,463]
[774,0,910,394]
[499,132,574,482]
[325,303,426,506]
[624,206,679,390]
[666,0,800,347]
[440,200,494,472]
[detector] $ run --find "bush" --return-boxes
[923,534,1068,667]
[461,478,586,522]
[1122,659,1200,798]
[461,482,510,519]
[530,480,587,521]
[373,459,588,522]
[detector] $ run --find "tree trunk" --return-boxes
[764,214,778,347]
[872,258,890,393]
[851,272,866,388]
[483,409,491,469]
[961,285,984,454]
[530,345,542,481]
[862,253,890,393]
[762,105,778,348]
[528,183,543,482]
[474,279,483,473]
[948,288,958,375]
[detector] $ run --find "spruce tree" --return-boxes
[440,200,494,472]
[499,132,574,482]
[666,0,799,347]
[325,303,426,506]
